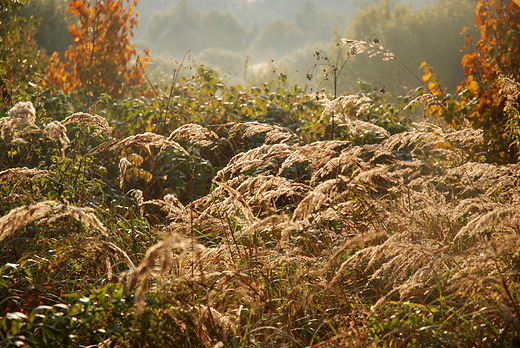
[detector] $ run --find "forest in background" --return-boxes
[16,0,473,94]
[1,0,520,346]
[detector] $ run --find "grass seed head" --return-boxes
[43,121,70,155]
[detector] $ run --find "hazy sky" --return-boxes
[134,0,430,38]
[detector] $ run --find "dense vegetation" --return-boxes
[1,0,520,347]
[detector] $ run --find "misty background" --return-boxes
[19,0,475,96]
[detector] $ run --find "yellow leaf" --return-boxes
[128,153,144,166]
[126,167,139,179]
[467,80,480,92]
[422,72,432,82]
[138,169,153,183]
[461,26,469,34]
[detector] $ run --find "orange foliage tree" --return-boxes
[46,0,149,98]
[448,0,520,163]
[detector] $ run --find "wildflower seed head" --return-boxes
[8,101,36,124]
[341,39,369,55]
[43,121,70,155]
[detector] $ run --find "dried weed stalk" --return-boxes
[43,121,70,155]
[61,112,113,138]
[229,121,301,144]
[120,233,205,310]
[90,132,188,157]
[0,201,108,242]
[168,123,220,148]
[0,167,53,183]
[1,101,40,144]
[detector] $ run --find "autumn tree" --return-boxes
[46,0,149,98]
[449,0,520,163]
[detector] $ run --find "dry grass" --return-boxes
[0,167,53,183]
[1,101,40,144]
[229,121,301,144]
[120,233,206,309]
[61,112,113,138]
[43,121,70,155]
[168,123,220,147]
[0,201,108,242]
[320,94,374,121]
[1,94,519,346]
[88,132,189,159]
[95,116,517,345]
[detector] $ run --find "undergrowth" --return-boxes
[1,37,520,348]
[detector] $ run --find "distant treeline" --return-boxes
[17,0,475,94]
[139,0,350,60]
[137,0,475,94]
